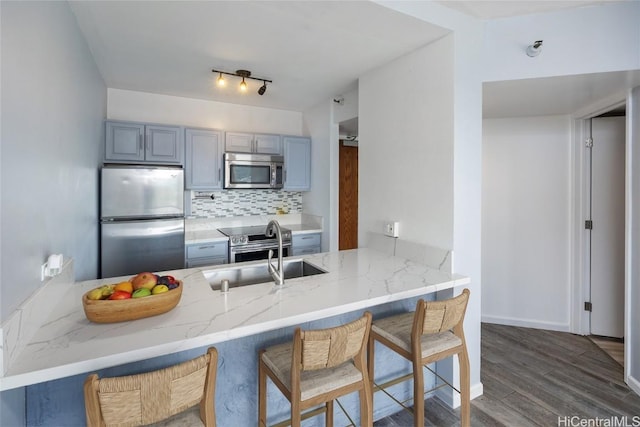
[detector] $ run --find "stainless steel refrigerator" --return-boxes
[100,165,185,278]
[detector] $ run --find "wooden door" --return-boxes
[339,140,358,250]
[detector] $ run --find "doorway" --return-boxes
[586,113,626,340]
[339,138,358,250]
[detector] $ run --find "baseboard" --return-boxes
[482,315,571,332]
[627,374,640,397]
[435,382,484,408]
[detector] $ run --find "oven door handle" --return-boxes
[230,243,291,254]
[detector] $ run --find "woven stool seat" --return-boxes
[261,342,364,401]
[259,312,373,427]
[84,347,218,427]
[371,312,462,358]
[368,289,471,427]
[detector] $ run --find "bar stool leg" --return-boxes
[459,350,471,427]
[412,357,425,427]
[367,336,375,391]
[325,400,334,427]
[291,400,302,427]
[258,354,267,427]
[359,384,373,426]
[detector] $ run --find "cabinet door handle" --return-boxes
[218,168,221,181]
[139,132,143,151]
[145,132,150,151]
[198,245,217,250]
[301,236,313,240]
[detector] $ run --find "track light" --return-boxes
[211,68,273,96]
[258,81,267,96]
[526,40,543,57]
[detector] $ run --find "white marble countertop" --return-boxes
[185,229,228,244]
[0,248,469,391]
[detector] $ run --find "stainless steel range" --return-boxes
[218,225,292,263]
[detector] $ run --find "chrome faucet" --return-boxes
[266,220,284,286]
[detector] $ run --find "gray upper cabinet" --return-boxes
[185,128,223,190]
[105,121,183,164]
[105,122,145,162]
[225,132,282,154]
[283,136,311,191]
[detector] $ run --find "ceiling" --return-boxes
[435,0,625,19]
[68,1,449,112]
[69,1,636,120]
[484,70,640,118]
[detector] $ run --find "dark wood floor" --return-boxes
[374,323,640,426]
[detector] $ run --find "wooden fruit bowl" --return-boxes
[82,281,182,323]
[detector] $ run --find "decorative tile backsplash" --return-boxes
[190,190,302,218]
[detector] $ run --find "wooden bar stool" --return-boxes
[84,347,218,427]
[258,312,373,427]
[368,289,471,427]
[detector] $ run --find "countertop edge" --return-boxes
[0,275,469,391]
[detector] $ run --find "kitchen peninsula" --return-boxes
[2,248,470,425]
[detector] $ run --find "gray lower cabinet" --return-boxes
[185,128,224,190]
[283,136,311,191]
[291,233,321,255]
[185,241,228,268]
[106,121,183,164]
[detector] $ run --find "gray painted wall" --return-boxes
[0,1,106,322]
[1,2,105,424]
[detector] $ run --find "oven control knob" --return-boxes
[242,236,248,244]
[231,237,238,244]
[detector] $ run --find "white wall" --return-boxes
[359,35,455,250]
[0,1,106,320]
[107,89,303,135]
[333,87,359,125]
[0,1,106,424]
[483,1,640,82]
[482,116,572,330]
[374,0,485,404]
[301,101,334,252]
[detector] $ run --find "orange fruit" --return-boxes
[114,281,133,294]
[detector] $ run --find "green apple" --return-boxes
[132,288,151,298]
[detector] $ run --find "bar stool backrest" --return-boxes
[413,289,470,336]
[296,313,372,371]
[84,347,218,427]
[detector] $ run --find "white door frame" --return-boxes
[570,97,632,379]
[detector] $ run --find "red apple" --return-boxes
[109,290,131,300]
[131,272,158,290]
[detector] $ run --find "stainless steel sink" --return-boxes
[205,259,327,290]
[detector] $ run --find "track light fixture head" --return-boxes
[258,81,267,96]
[526,40,543,57]
[211,68,272,96]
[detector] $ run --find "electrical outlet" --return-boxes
[383,221,399,238]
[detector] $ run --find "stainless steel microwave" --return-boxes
[223,152,284,189]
